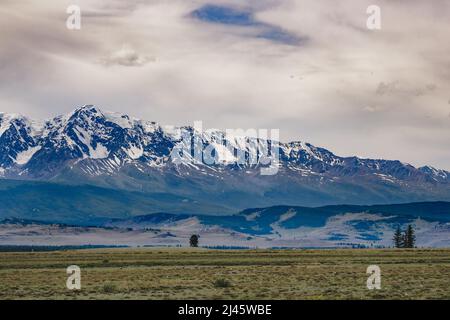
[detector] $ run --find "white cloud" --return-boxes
[99,45,155,67]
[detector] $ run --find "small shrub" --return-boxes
[102,282,117,293]
[213,278,232,288]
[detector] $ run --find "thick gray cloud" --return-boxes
[0,0,449,169]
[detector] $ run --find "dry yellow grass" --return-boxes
[0,248,449,300]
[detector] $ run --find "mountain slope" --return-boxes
[0,179,231,224]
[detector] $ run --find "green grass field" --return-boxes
[0,248,449,300]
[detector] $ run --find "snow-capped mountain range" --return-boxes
[1,105,449,214]
[0,106,174,177]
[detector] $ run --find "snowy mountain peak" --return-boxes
[0,113,29,136]
[66,105,105,124]
[0,113,40,171]
[419,165,448,180]
[71,104,102,115]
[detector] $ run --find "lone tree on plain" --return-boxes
[393,226,403,248]
[190,234,199,247]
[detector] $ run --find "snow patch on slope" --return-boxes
[74,126,109,159]
[124,145,143,159]
[0,122,11,137]
[104,112,133,129]
[89,143,109,159]
[279,209,296,222]
[211,143,236,164]
[245,211,261,221]
[15,146,41,165]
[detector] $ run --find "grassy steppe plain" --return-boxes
[0,248,449,300]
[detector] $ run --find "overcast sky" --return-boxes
[0,0,449,170]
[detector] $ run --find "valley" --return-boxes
[1,202,450,248]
